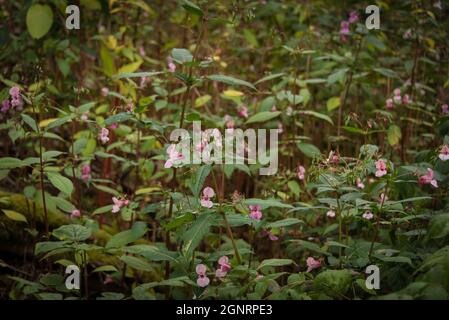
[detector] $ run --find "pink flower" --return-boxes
[168,59,176,73]
[393,88,401,96]
[238,105,248,118]
[101,87,109,97]
[261,229,279,241]
[164,144,185,169]
[215,256,231,278]
[442,104,449,114]
[356,178,365,189]
[326,210,336,218]
[103,275,114,285]
[439,145,449,161]
[200,187,215,208]
[362,211,374,220]
[418,168,438,188]
[112,197,123,213]
[340,21,350,35]
[349,11,359,23]
[297,165,306,180]
[271,105,278,112]
[386,98,394,109]
[329,152,340,164]
[99,127,110,144]
[375,159,387,177]
[249,204,262,220]
[80,112,88,121]
[71,209,81,218]
[81,164,91,181]
[1,100,10,113]
[402,94,410,105]
[196,264,210,287]
[277,123,283,134]
[393,95,402,104]
[9,86,20,99]
[306,257,321,272]
[109,123,118,129]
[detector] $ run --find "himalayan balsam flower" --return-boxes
[9,86,20,98]
[340,20,350,42]
[80,112,88,121]
[375,159,387,177]
[81,164,91,181]
[439,145,449,161]
[71,209,81,218]
[238,105,248,118]
[306,257,321,272]
[215,256,231,278]
[349,11,359,23]
[418,168,438,188]
[261,229,279,241]
[326,210,336,218]
[442,104,449,114]
[1,100,10,113]
[164,144,185,169]
[99,127,110,144]
[111,197,129,213]
[101,87,109,97]
[393,88,401,96]
[362,211,374,220]
[200,187,215,208]
[402,94,410,105]
[356,178,365,189]
[297,165,306,180]
[167,57,176,73]
[386,98,394,109]
[196,264,210,287]
[249,205,262,220]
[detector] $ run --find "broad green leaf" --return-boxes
[246,111,281,124]
[244,198,293,209]
[52,224,92,241]
[21,114,38,132]
[47,172,73,196]
[299,110,334,125]
[297,142,321,158]
[257,258,294,270]
[287,180,301,197]
[112,71,163,80]
[195,95,211,107]
[182,213,214,257]
[3,209,27,223]
[207,75,256,90]
[190,165,212,197]
[0,157,24,169]
[171,48,193,63]
[255,73,285,85]
[327,96,340,111]
[181,0,203,17]
[124,245,179,263]
[314,270,352,297]
[266,218,302,229]
[106,221,147,249]
[387,125,401,146]
[26,4,54,39]
[120,255,154,272]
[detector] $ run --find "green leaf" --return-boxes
[52,224,92,241]
[190,165,212,197]
[0,157,24,169]
[266,218,302,229]
[3,209,28,223]
[104,112,133,126]
[387,125,402,146]
[120,255,154,272]
[299,110,334,125]
[314,270,352,298]
[124,245,179,263]
[287,180,301,197]
[47,172,73,196]
[35,241,68,255]
[246,111,281,124]
[171,48,193,64]
[244,198,293,209]
[373,68,399,78]
[195,95,211,107]
[21,114,38,132]
[427,213,449,240]
[207,75,256,90]
[93,265,119,273]
[297,142,321,158]
[255,73,285,85]
[46,115,75,130]
[327,96,341,112]
[106,221,147,249]
[257,258,294,270]
[181,0,204,17]
[182,213,214,257]
[26,4,53,39]
[112,71,163,80]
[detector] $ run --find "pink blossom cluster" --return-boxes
[112,196,130,213]
[249,204,262,220]
[200,187,215,208]
[306,257,321,272]
[375,159,387,177]
[439,145,449,161]
[418,168,438,188]
[385,88,410,109]
[297,165,306,180]
[340,11,358,42]
[81,164,91,181]
[215,256,231,278]
[99,127,110,144]
[1,86,24,120]
[196,264,210,287]
[261,229,278,241]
